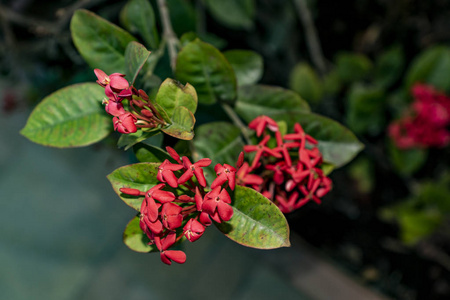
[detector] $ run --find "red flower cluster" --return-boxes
[389,84,450,149]
[120,147,239,265]
[94,69,166,134]
[239,115,332,213]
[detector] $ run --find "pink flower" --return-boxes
[389,84,450,149]
[94,69,129,92]
[113,112,137,134]
[183,219,205,242]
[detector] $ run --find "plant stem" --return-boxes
[292,0,327,76]
[221,103,252,145]
[157,0,179,72]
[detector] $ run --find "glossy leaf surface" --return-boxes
[20,83,110,148]
[175,39,237,105]
[120,0,159,49]
[161,106,195,140]
[123,216,157,253]
[107,162,161,211]
[134,143,172,163]
[235,84,310,122]
[215,186,290,249]
[405,46,450,91]
[124,41,151,85]
[71,9,136,74]
[117,129,160,151]
[203,0,255,29]
[224,50,263,86]
[155,78,198,118]
[289,62,323,104]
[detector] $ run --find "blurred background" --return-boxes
[1,0,450,299]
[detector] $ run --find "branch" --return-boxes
[292,0,327,76]
[221,103,252,145]
[157,0,179,72]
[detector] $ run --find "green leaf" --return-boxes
[399,210,443,245]
[20,83,110,148]
[224,50,263,86]
[405,45,450,92]
[345,83,386,135]
[203,0,255,30]
[388,141,427,176]
[335,52,372,84]
[235,84,311,122]
[380,175,450,245]
[134,143,172,163]
[175,39,237,105]
[71,9,137,74]
[155,78,198,118]
[123,216,158,253]
[161,106,195,140]
[269,112,364,168]
[117,129,160,151]
[167,0,196,36]
[124,41,151,86]
[374,45,405,89]
[107,162,161,211]
[215,186,290,249]
[289,62,323,104]
[192,122,244,183]
[120,0,159,49]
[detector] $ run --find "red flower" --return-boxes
[183,219,205,242]
[243,135,281,170]
[236,162,263,189]
[265,161,286,185]
[177,156,211,187]
[155,233,186,265]
[166,146,182,164]
[113,112,137,134]
[211,163,237,190]
[273,131,301,166]
[161,203,183,230]
[157,159,183,188]
[248,115,279,137]
[202,186,233,223]
[146,183,176,203]
[140,197,162,235]
[389,83,450,149]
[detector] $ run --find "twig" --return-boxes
[221,103,252,145]
[156,0,179,72]
[292,0,327,76]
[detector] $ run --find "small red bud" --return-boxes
[236,151,244,168]
[141,109,153,118]
[120,188,143,196]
